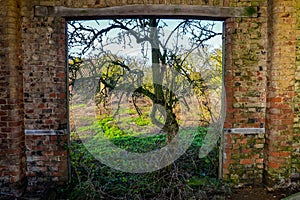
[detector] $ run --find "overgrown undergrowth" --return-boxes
[58,123,229,200]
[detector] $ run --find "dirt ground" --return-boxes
[0,187,299,200]
[226,186,296,200]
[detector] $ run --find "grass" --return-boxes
[64,101,228,199]
[58,114,229,199]
[71,103,88,109]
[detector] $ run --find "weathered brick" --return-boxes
[0,0,26,196]
[1,0,300,195]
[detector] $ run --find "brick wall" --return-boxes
[66,0,226,8]
[1,0,300,197]
[25,133,68,191]
[292,0,300,183]
[0,0,27,197]
[222,0,268,186]
[21,0,69,191]
[22,0,67,131]
[265,0,297,188]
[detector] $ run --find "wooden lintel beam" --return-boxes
[34,5,258,19]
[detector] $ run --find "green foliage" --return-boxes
[193,126,208,146]
[244,6,257,16]
[58,123,229,199]
[96,115,126,138]
[68,57,84,81]
[66,18,225,199]
[110,134,166,153]
[133,116,151,126]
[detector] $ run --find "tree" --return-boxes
[67,18,222,143]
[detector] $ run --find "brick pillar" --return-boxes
[265,0,297,188]
[292,0,300,182]
[21,0,69,191]
[222,1,268,186]
[0,0,26,196]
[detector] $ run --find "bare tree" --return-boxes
[67,18,222,143]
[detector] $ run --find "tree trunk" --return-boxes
[149,19,164,104]
[149,19,179,143]
[163,108,179,143]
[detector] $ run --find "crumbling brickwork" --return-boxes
[1,0,300,196]
[222,0,268,186]
[21,0,69,193]
[292,0,300,185]
[0,0,26,196]
[265,0,297,188]
[25,133,68,191]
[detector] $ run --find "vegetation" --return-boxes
[59,119,229,200]
[65,18,225,199]
[68,18,222,142]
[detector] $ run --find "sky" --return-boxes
[67,19,223,59]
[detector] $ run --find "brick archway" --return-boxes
[1,0,300,196]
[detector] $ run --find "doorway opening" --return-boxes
[67,18,224,199]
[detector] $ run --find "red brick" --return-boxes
[268,162,280,169]
[268,97,282,102]
[240,159,253,165]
